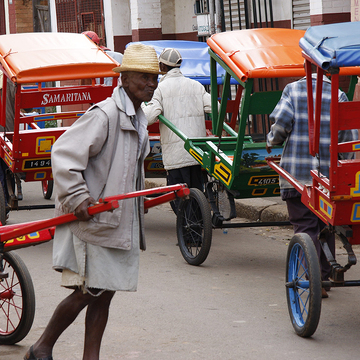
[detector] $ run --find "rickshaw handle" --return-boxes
[0,184,189,243]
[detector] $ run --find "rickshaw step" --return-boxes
[0,271,9,279]
[12,204,55,211]
[214,220,291,229]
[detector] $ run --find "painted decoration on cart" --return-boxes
[352,142,360,151]
[22,158,51,170]
[34,172,46,180]
[319,196,333,219]
[350,171,360,197]
[248,175,279,186]
[214,162,232,186]
[189,148,203,165]
[4,231,41,247]
[36,136,56,155]
[3,152,12,168]
[351,203,360,222]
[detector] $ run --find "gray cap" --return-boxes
[159,48,182,67]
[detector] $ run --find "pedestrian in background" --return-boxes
[82,30,123,86]
[266,64,358,298]
[143,48,211,213]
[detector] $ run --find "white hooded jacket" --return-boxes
[143,68,211,170]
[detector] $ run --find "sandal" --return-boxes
[24,345,53,360]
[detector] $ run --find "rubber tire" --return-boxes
[0,182,7,225]
[176,188,212,266]
[0,251,36,345]
[286,233,322,337]
[42,180,54,200]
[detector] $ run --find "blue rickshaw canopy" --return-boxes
[127,40,236,85]
[299,21,360,71]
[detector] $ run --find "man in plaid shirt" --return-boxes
[266,71,358,298]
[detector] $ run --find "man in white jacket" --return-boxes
[143,48,211,213]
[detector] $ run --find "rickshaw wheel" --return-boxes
[0,182,7,225]
[0,251,35,345]
[176,188,212,266]
[42,180,54,199]
[286,233,321,337]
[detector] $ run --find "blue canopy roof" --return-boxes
[127,40,236,85]
[299,21,360,70]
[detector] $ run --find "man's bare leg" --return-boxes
[27,288,111,359]
[83,290,115,360]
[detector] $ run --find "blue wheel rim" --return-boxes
[288,242,311,328]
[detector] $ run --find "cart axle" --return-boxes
[0,289,15,300]
[322,280,360,288]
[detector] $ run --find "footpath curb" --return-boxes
[235,197,289,222]
[145,178,289,223]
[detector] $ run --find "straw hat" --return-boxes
[113,43,163,74]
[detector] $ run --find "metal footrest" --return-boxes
[0,271,8,279]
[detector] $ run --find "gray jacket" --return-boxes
[52,87,150,250]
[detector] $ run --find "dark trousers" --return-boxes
[0,159,9,205]
[286,196,335,281]
[167,165,203,214]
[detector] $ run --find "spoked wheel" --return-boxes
[41,180,54,200]
[206,180,236,226]
[176,188,212,266]
[0,251,35,345]
[286,233,322,337]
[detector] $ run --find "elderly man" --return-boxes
[24,43,161,360]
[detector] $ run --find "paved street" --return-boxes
[2,182,360,359]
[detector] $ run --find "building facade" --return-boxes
[0,0,354,53]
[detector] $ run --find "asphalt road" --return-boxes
[2,181,360,359]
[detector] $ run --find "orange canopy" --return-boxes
[0,32,120,84]
[207,28,306,82]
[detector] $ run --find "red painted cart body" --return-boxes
[266,21,360,337]
[267,57,360,244]
[0,32,120,184]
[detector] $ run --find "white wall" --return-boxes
[161,0,175,35]
[103,0,131,49]
[310,0,350,15]
[49,0,57,32]
[265,0,292,22]
[174,0,197,34]
[131,0,162,29]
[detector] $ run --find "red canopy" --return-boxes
[0,32,120,84]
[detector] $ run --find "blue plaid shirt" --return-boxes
[267,75,358,197]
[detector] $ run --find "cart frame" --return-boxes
[0,184,190,345]
[266,21,360,337]
[0,32,120,223]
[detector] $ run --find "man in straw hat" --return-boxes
[143,47,212,214]
[24,43,161,360]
